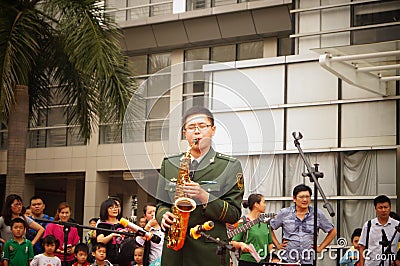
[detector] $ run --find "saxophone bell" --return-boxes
[174,197,196,213]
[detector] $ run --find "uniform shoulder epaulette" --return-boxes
[216,153,237,162]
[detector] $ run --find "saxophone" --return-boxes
[166,139,198,251]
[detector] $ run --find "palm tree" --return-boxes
[0,0,134,197]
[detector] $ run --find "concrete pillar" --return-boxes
[263,37,278,58]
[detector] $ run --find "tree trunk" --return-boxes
[6,84,29,197]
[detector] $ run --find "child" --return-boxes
[30,235,62,266]
[73,243,90,266]
[91,242,112,266]
[138,218,147,229]
[2,217,34,266]
[340,228,362,266]
[132,247,144,266]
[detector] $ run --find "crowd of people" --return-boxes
[0,194,159,266]
[0,106,400,266]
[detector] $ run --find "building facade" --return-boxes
[0,0,399,262]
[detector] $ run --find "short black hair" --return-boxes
[92,242,107,253]
[10,217,27,228]
[293,184,312,197]
[351,228,362,242]
[373,195,391,207]
[89,217,99,224]
[29,195,44,204]
[143,202,156,215]
[43,235,60,249]
[75,243,89,254]
[389,211,400,221]
[182,106,214,127]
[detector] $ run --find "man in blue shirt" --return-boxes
[27,195,54,255]
[270,184,337,265]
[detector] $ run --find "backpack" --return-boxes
[116,236,136,266]
[114,227,136,266]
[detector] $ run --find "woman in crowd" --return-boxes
[231,194,274,266]
[43,202,80,266]
[96,198,128,265]
[0,194,44,245]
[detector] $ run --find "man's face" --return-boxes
[30,198,45,217]
[293,190,311,210]
[375,202,391,220]
[183,114,216,153]
[145,206,156,221]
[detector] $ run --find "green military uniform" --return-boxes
[156,147,244,266]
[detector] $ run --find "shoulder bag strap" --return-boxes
[366,219,371,250]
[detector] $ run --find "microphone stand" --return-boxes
[292,132,335,266]
[199,232,235,266]
[34,218,136,266]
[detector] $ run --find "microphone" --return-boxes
[190,221,214,239]
[119,218,161,244]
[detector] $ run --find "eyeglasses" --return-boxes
[11,203,23,207]
[109,206,119,210]
[185,123,212,132]
[297,195,311,200]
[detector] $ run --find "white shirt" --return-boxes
[359,217,400,266]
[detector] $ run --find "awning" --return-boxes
[313,40,400,96]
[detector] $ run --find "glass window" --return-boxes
[145,120,169,141]
[129,55,148,76]
[214,0,237,7]
[146,96,170,119]
[127,0,149,20]
[149,52,171,74]
[105,0,127,22]
[145,74,171,97]
[47,107,67,127]
[278,36,292,56]
[183,80,206,94]
[47,128,67,147]
[237,41,263,60]
[211,45,236,62]
[353,0,400,44]
[28,130,46,148]
[183,95,207,112]
[186,0,211,11]
[67,127,86,146]
[185,48,209,62]
[150,0,173,17]
[99,125,122,144]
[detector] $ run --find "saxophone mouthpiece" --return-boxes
[193,139,199,145]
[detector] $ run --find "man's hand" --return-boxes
[276,239,288,250]
[161,211,176,231]
[183,182,209,204]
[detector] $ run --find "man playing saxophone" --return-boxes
[156,106,244,266]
